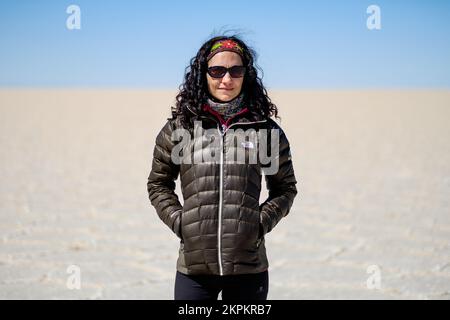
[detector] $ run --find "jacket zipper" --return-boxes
[216,119,267,276]
[217,125,224,276]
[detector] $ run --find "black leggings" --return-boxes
[174,270,269,300]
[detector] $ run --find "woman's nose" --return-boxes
[222,72,233,83]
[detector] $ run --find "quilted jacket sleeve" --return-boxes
[147,119,183,239]
[259,124,298,238]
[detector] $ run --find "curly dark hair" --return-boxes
[170,34,279,129]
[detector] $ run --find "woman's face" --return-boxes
[206,51,244,102]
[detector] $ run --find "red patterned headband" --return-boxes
[207,39,245,61]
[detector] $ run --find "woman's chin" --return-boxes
[216,92,237,102]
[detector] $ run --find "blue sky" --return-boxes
[0,0,449,88]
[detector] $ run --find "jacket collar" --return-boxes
[201,103,249,130]
[186,103,267,128]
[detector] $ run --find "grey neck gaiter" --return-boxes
[205,92,245,120]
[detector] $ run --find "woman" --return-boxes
[147,35,298,300]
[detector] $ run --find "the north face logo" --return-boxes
[241,141,254,149]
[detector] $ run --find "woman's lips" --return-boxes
[219,88,233,91]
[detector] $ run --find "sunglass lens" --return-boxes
[208,66,227,78]
[229,66,246,78]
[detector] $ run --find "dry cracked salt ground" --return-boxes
[0,90,449,300]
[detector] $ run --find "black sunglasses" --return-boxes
[207,65,246,78]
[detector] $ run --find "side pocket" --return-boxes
[257,223,264,239]
[172,208,183,241]
[255,223,263,248]
[179,208,184,243]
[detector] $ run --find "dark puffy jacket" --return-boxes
[147,105,298,275]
